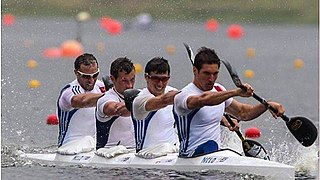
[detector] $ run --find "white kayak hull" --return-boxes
[21,149,294,179]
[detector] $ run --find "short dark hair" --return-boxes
[110,57,135,79]
[194,47,220,71]
[145,57,170,75]
[74,53,98,70]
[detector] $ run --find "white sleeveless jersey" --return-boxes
[96,88,135,148]
[173,82,233,157]
[132,86,179,151]
[57,79,104,147]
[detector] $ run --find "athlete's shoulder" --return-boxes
[95,79,104,87]
[60,80,82,95]
[213,82,227,91]
[180,82,197,92]
[165,85,178,92]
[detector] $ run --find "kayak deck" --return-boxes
[21,149,294,179]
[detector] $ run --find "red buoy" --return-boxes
[245,127,261,138]
[205,19,219,32]
[227,24,244,39]
[3,13,15,26]
[100,17,122,35]
[47,114,59,125]
[42,47,62,58]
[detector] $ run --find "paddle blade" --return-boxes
[102,75,114,90]
[183,43,195,65]
[286,116,318,147]
[221,60,243,87]
[243,139,270,160]
[123,89,140,112]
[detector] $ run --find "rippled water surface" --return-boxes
[1,17,319,179]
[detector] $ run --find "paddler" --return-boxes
[95,57,136,158]
[173,47,285,157]
[57,53,105,154]
[131,57,180,159]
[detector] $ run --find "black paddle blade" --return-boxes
[243,139,270,160]
[183,43,195,65]
[102,75,114,90]
[221,60,243,88]
[286,116,318,147]
[123,89,140,112]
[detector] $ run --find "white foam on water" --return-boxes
[292,144,318,175]
[269,139,318,178]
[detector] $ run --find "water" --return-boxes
[1,17,319,179]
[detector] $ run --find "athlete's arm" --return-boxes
[103,101,131,117]
[145,90,180,111]
[187,84,253,110]
[71,93,104,108]
[226,99,284,121]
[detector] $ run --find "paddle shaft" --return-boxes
[237,82,290,122]
[252,92,290,122]
[224,114,245,141]
[221,59,317,146]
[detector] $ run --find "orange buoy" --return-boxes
[294,59,304,69]
[245,127,261,138]
[166,44,176,55]
[28,79,41,88]
[227,24,244,39]
[246,48,256,59]
[47,114,59,125]
[61,40,84,58]
[134,63,143,74]
[27,59,38,69]
[244,69,255,79]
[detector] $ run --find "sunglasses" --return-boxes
[145,73,170,82]
[77,69,100,79]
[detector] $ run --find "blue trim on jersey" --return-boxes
[173,107,200,157]
[131,111,157,152]
[71,85,81,95]
[57,84,80,147]
[95,111,120,149]
[192,140,219,157]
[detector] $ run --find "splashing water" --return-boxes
[292,145,318,178]
[220,127,243,153]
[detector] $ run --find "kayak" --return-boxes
[20,148,294,179]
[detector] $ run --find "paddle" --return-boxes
[123,89,140,112]
[183,43,195,65]
[221,60,318,147]
[183,43,317,147]
[224,113,270,160]
[102,75,114,91]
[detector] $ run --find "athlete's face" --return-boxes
[145,71,170,96]
[193,63,219,91]
[75,63,99,91]
[111,70,135,94]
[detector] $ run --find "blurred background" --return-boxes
[2,0,318,24]
[1,0,319,179]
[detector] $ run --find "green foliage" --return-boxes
[1,0,318,24]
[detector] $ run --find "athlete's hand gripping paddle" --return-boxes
[224,113,270,160]
[221,60,318,147]
[183,43,317,147]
